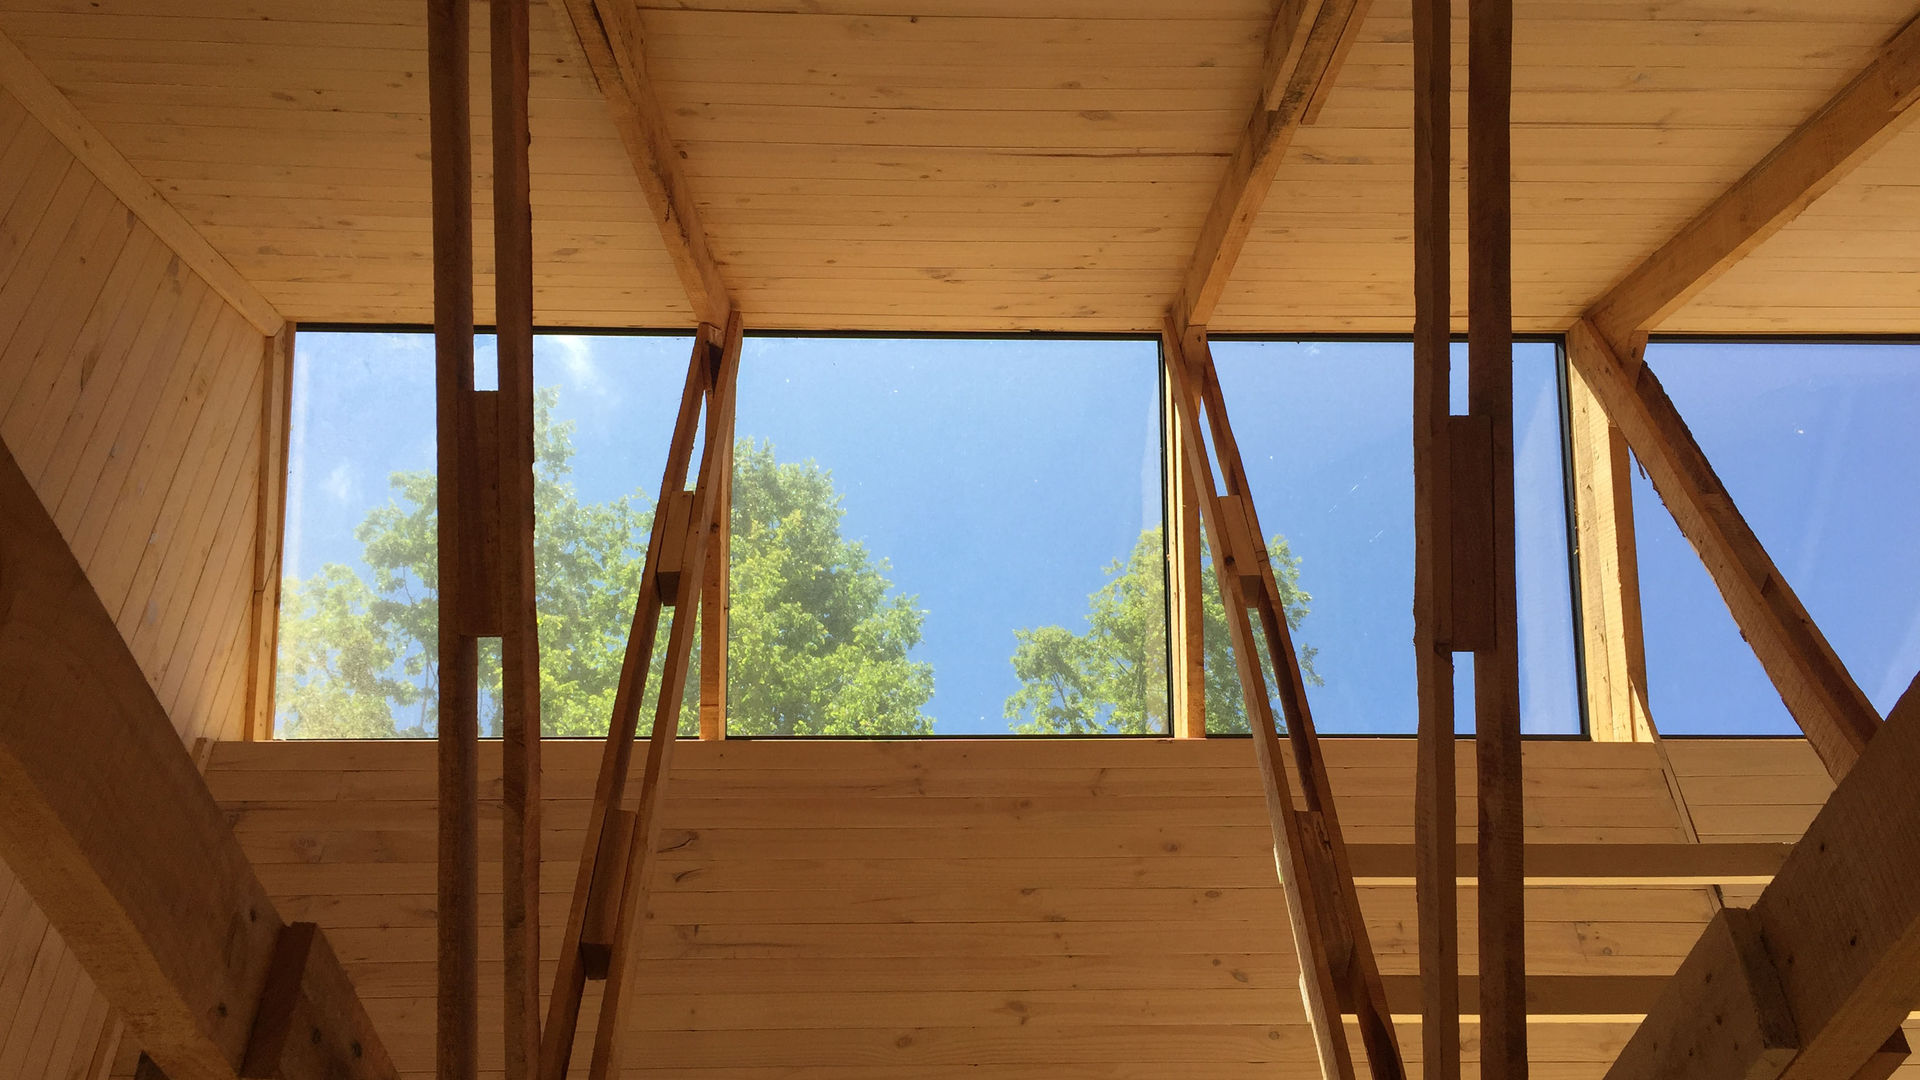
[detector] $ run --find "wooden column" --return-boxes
[427,0,481,1077]
[1469,0,1525,1074]
[699,384,736,740]
[490,0,542,1077]
[1164,362,1205,738]
[1410,0,1458,1072]
[243,325,294,741]
[1565,361,1652,744]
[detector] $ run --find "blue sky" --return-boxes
[1632,342,1920,733]
[284,332,1913,738]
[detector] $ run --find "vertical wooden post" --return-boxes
[490,0,541,1076]
[1410,0,1458,1071]
[427,0,480,1077]
[1164,363,1205,738]
[1565,358,1652,743]
[1469,0,1526,1074]
[699,380,735,740]
[243,324,294,741]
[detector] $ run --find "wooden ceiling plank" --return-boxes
[1604,675,1920,1080]
[1175,0,1371,326]
[0,26,282,336]
[1585,11,1920,350]
[1563,318,1880,781]
[0,440,396,1080]
[551,0,731,325]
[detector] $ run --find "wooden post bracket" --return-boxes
[1162,320,1406,1080]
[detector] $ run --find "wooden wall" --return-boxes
[200,736,1855,1080]
[0,82,271,1079]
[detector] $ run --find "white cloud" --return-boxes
[322,461,354,504]
[549,334,602,391]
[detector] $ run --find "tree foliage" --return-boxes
[1003,526,1318,735]
[274,391,934,738]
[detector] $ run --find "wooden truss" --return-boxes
[538,320,742,1080]
[1161,323,1407,1080]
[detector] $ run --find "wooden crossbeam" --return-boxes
[490,1,542,1078]
[1584,13,1920,354]
[1162,323,1406,1080]
[552,0,731,326]
[1564,320,1880,779]
[1345,841,1793,887]
[538,317,744,1080]
[1605,675,1920,1080]
[0,442,396,1080]
[1176,0,1372,326]
[1408,0,1457,1075]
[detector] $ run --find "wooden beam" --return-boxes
[1176,0,1370,325]
[0,28,282,336]
[1566,361,1654,744]
[552,0,731,325]
[427,0,481,1077]
[1163,366,1206,739]
[1344,841,1793,887]
[1605,672,1920,1080]
[1564,319,1879,780]
[1165,324,1406,1080]
[539,317,742,1080]
[699,370,737,740]
[490,0,541,1077]
[243,326,294,742]
[1468,0,1525,1074]
[1585,14,1920,351]
[0,442,396,1080]
[590,315,744,1080]
[1409,0,1457,1072]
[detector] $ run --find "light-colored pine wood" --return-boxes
[1605,679,1920,1080]
[0,439,395,1080]
[551,0,729,325]
[1585,12,1920,349]
[1563,319,1881,781]
[0,27,280,333]
[1162,367,1206,739]
[1164,325,1407,1080]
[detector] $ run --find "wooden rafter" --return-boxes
[1175,0,1372,326]
[1605,676,1920,1080]
[552,0,732,326]
[0,442,395,1080]
[1564,319,1880,779]
[539,316,744,1080]
[1584,13,1920,354]
[1163,323,1406,1080]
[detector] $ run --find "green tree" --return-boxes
[274,390,934,738]
[1004,526,1318,735]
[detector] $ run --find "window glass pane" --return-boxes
[1633,342,1920,734]
[275,330,690,738]
[1208,339,1581,735]
[730,336,1165,735]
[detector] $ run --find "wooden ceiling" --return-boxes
[0,0,1915,332]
